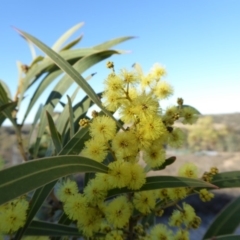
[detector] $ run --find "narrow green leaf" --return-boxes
[16,29,103,106]
[18,49,97,110]
[145,156,176,172]
[93,36,135,50]
[16,29,123,129]
[26,38,37,60]
[23,69,63,123]
[182,105,201,115]
[58,212,72,225]
[153,156,176,170]
[32,50,119,153]
[0,81,10,102]
[0,101,17,112]
[56,87,80,135]
[67,95,74,138]
[0,155,108,205]
[60,35,83,51]
[27,104,43,148]
[25,220,82,236]
[204,234,240,240]
[52,22,84,52]
[59,126,90,155]
[0,80,12,100]
[46,111,62,154]
[203,196,240,239]
[0,99,17,128]
[29,55,44,68]
[0,113,6,126]
[108,176,217,197]
[211,171,240,189]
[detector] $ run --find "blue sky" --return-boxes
[1,0,240,124]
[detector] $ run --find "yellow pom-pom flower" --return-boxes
[55,179,79,203]
[77,206,102,237]
[106,230,124,240]
[104,73,123,92]
[178,162,198,179]
[133,191,156,214]
[199,189,214,202]
[102,90,122,112]
[108,160,130,188]
[63,194,87,221]
[153,81,173,100]
[84,179,107,206]
[174,230,189,240]
[81,138,108,163]
[143,143,166,168]
[137,116,168,141]
[182,202,196,225]
[105,196,132,228]
[112,131,139,159]
[132,93,160,121]
[149,223,173,240]
[90,115,117,142]
[181,107,198,125]
[120,69,139,86]
[168,128,185,148]
[0,197,29,234]
[150,63,166,80]
[169,209,184,227]
[126,162,146,190]
[140,73,155,90]
[168,188,187,201]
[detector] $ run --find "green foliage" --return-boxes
[0,23,239,240]
[187,116,228,151]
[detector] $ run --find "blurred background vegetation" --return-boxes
[1,112,240,168]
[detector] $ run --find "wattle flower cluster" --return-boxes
[55,62,215,239]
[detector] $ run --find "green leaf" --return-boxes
[0,84,17,127]
[26,38,37,60]
[46,111,62,154]
[108,176,217,197]
[204,234,240,240]
[182,105,201,115]
[211,171,240,188]
[67,95,74,138]
[16,29,123,129]
[51,22,84,52]
[203,196,240,239]
[93,36,135,50]
[153,156,176,170]
[56,87,80,135]
[0,81,10,103]
[58,212,72,225]
[60,35,83,51]
[23,69,63,123]
[59,126,90,155]
[27,104,43,148]
[17,29,106,107]
[29,55,44,68]
[31,49,119,155]
[145,156,176,172]
[0,155,108,205]
[25,220,82,236]
[0,101,17,112]
[0,80,12,100]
